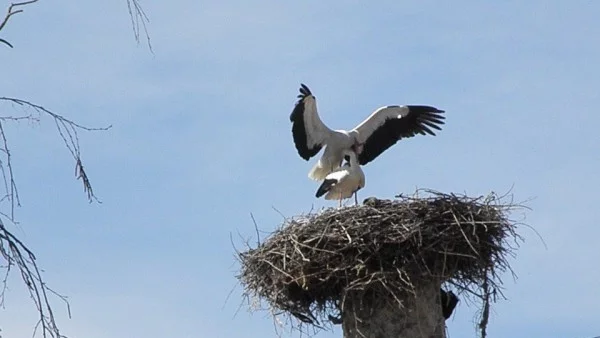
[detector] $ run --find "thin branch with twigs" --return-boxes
[1,217,71,338]
[126,0,153,53]
[0,97,108,337]
[1,97,111,209]
[0,0,40,48]
[2,0,152,51]
[1,1,151,336]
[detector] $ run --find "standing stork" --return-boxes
[290,83,446,180]
[315,146,365,207]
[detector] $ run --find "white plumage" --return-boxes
[315,148,365,207]
[290,84,446,181]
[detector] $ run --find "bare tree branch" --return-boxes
[126,0,153,53]
[0,97,106,337]
[2,0,152,51]
[0,1,151,336]
[1,217,70,338]
[0,97,111,210]
[0,38,13,48]
[0,0,40,48]
[0,99,109,338]
[0,100,107,338]
[0,120,20,220]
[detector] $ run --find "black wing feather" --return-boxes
[358,105,446,165]
[315,178,338,198]
[290,83,323,160]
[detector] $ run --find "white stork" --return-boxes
[315,147,365,207]
[290,84,446,180]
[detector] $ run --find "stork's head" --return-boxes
[343,149,355,165]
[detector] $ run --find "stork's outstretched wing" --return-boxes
[351,105,445,165]
[290,84,334,160]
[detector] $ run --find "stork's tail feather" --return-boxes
[316,179,337,198]
[309,162,335,181]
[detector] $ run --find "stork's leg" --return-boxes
[339,191,342,208]
[354,191,358,206]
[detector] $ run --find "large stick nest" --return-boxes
[237,190,525,336]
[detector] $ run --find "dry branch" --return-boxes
[126,0,152,52]
[0,97,111,207]
[0,218,70,338]
[1,0,151,50]
[0,0,39,48]
[237,190,525,337]
[1,1,151,336]
[0,98,108,338]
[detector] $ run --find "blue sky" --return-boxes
[1,1,599,337]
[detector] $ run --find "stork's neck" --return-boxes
[346,152,360,169]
